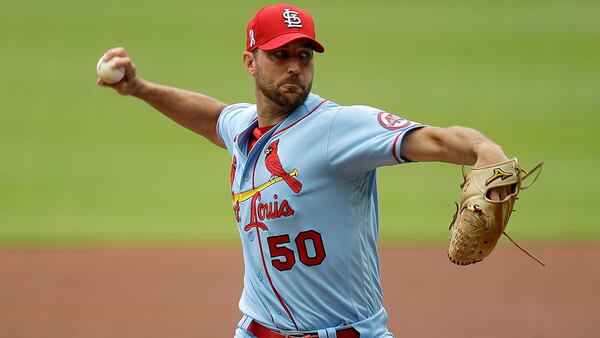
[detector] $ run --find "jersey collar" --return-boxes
[234,93,327,157]
[275,92,324,131]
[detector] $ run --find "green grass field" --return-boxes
[1,0,598,245]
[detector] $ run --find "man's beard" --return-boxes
[255,69,312,111]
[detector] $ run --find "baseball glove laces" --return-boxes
[448,158,545,266]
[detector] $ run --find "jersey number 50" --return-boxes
[267,230,326,271]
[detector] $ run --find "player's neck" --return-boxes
[255,90,298,127]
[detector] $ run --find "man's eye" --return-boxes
[300,51,312,59]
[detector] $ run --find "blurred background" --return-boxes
[1,0,598,244]
[1,0,599,337]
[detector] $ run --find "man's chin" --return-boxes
[283,90,303,100]
[279,90,305,106]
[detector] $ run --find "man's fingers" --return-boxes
[105,56,135,80]
[102,47,128,62]
[489,189,500,201]
[488,186,511,201]
[109,56,133,71]
[500,187,508,200]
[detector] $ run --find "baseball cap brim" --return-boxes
[259,33,325,53]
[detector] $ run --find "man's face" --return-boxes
[252,40,315,110]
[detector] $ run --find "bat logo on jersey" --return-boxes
[283,9,303,28]
[264,140,302,193]
[377,111,410,130]
[231,169,300,206]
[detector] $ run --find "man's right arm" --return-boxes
[97,47,227,148]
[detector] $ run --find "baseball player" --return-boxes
[98,4,511,337]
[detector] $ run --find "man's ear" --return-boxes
[243,51,256,75]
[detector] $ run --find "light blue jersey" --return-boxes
[217,93,422,338]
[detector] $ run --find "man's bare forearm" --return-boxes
[133,79,227,147]
[433,126,506,166]
[97,47,227,148]
[402,126,508,167]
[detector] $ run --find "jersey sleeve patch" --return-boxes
[377,111,411,130]
[326,106,422,177]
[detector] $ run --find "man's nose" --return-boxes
[287,59,301,75]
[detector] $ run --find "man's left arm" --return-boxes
[401,126,510,200]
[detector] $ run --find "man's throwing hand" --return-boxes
[96,47,143,96]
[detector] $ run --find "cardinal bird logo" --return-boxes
[264,140,302,193]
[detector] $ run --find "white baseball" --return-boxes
[96,56,125,84]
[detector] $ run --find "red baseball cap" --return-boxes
[246,4,325,53]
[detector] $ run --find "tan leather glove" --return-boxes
[448,158,544,266]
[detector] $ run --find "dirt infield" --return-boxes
[0,245,598,338]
